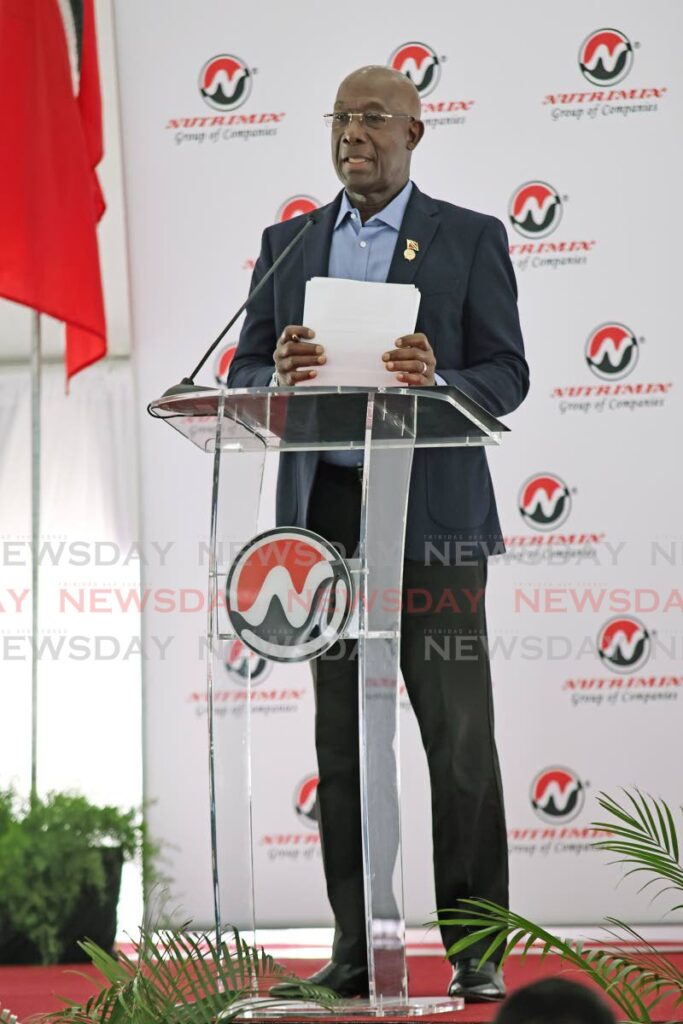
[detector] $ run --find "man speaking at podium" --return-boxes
[228,65,528,1002]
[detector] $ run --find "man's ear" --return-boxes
[407,120,425,150]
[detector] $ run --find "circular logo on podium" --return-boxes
[597,616,651,674]
[294,775,320,829]
[226,528,352,663]
[579,29,633,87]
[584,323,638,380]
[199,54,252,111]
[531,766,585,823]
[508,181,562,239]
[388,42,441,97]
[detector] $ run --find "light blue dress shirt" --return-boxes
[328,180,414,284]
[323,181,443,466]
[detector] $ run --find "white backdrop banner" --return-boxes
[113,0,683,928]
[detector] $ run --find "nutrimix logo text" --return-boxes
[563,616,681,709]
[550,323,672,415]
[259,774,321,862]
[561,615,681,710]
[165,54,285,145]
[388,41,474,128]
[187,638,305,720]
[564,673,682,709]
[543,28,667,122]
[507,181,595,271]
[508,768,605,858]
[505,474,605,562]
[186,636,306,718]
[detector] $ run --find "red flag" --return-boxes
[0,0,106,380]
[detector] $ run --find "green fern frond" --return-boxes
[439,899,655,1022]
[600,920,683,1001]
[591,791,683,909]
[436,792,683,1023]
[35,927,337,1023]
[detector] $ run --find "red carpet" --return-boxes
[1,955,682,1021]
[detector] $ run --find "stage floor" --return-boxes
[2,949,683,1022]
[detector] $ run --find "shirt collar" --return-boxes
[334,180,413,231]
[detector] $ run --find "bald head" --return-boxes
[336,65,421,119]
[329,64,425,215]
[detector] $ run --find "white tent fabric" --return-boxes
[0,360,143,930]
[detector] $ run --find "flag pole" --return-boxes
[30,310,42,800]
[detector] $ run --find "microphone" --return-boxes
[161,211,319,398]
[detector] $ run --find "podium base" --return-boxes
[232,996,465,1019]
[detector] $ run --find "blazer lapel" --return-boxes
[386,185,441,286]
[302,192,342,282]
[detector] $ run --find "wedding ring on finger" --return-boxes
[421,360,428,376]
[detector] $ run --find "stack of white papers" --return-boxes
[299,277,422,387]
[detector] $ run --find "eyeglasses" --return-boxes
[323,111,416,130]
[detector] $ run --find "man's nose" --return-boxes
[342,114,369,144]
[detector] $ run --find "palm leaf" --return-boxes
[591,791,683,908]
[436,791,683,1024]
[601,919,683,999]
[439,898,665,1022]
[35,927,337,1023]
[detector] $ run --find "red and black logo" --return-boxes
[509,182,563,239]
[579,29,634,87]
[223,638,272,685]
[199,54,252,111]
[388,42,441,97]
[531,766,585,824]
[584,323,638,381]
[597,616,651,674]
[214,343,237,385]
[518,473,572,531]
[226,528,352,663]
[294,774,319,829]
[276,195,319,223]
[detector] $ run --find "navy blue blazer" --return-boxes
[228,184,529,560]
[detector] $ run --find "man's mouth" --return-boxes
[343,156,372,166]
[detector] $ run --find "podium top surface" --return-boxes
[148,385,508,453]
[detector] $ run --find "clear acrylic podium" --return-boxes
[149,385,507,1017]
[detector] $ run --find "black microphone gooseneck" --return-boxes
[162,212,318,398]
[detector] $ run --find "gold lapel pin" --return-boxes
[403,238,419,262]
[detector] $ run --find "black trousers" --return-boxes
[308,461,509,966]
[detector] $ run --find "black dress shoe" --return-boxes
[270,960,369,999]
[448,959,505,1002]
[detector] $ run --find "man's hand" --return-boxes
[274,326,326,384]
[382,333,436,386]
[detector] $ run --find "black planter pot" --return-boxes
[0,845,124,964]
